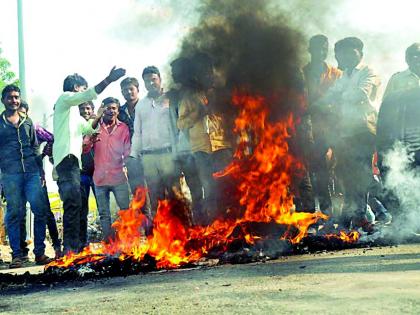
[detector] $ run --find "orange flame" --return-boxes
[47,90,339,270]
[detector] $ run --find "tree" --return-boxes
[0,48,19,92]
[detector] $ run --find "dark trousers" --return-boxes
[193,148,232,224]
[177,153,204,224]
[80,174,96,248]
[20,183,61,254]
[56,155,83,253]
[335,133,375,227]
[310,138,332,213]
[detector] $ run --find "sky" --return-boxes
[1,0,420,190]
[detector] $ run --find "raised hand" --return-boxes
[107,66,126,83]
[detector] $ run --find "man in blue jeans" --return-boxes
[82,97,131,240]
[0,85,51,268]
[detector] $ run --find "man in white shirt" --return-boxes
[53,66,125,254]
[317,37,380,232]
[130,66,180,221]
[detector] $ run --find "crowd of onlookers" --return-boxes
[0,34,419,269]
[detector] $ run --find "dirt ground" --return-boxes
[0,244,420,314]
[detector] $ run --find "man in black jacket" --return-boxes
[0,85,51,268]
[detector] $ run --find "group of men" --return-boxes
[1,34,419,269]
[301,35,420,233]
[0,53,233,268]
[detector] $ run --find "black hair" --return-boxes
[20,100,29,112]
[78,100,95,110]
[405,43,420,61]
[334,37,364,54]
[142,66,160,79]
[309,34,328,48]
[1,84,20,100]
[120,77,140,89]
[63,73,88,92]
[102,97,120,107]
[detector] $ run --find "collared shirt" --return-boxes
[303,62,342,106]
[177,89,231,153]
[130,94,173,157]
[83,119,131,186]
[118,101,137,141]
[322,63,380,137]
[53,87,98,167]
[383,69,420,99]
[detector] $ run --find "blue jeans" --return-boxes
[3,172,47,258]
[95,182,130,240]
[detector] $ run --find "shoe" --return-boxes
[54,248,63,260]
[21,254,30,263]
[35,254,53,265]
[9,257,23,269]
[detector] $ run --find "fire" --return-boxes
[325,230,360,243]
[47,90,333,270]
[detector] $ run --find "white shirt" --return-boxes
[53,87,98,167]
[323,63,380,137]
[130,95,172,157]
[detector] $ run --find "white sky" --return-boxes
[1,0,420,190]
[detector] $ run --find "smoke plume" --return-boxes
[383,142,420,239]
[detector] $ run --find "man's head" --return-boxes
[142,66,162,97]
[308,34,329,63]
[334,37,364,71]
[405,43,420,76]
[120,77,140,104]
[1,85,21,112]
[170,57,192,86]
[101,97,120,124]
[191,52,215,90]
[18,100,29,115]
[79,101,95,121]
[63,73,88,92]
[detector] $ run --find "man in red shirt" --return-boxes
[83,97,131,241]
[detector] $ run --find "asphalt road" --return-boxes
[1,244,420,314]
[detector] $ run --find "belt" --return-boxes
[141,147,172,155]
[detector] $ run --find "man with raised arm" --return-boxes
[53,66,125,254]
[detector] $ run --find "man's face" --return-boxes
[198,66,215,90]
[2,91,21,111]
[74,85,87,92]
[407,46,420,75]
[335,48,362,71]
[79,103,93,121]
[309,41,328,62]
[103,103,119,124]
[121,84,139,103]
[143,73,161,95]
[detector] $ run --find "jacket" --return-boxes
[0,111,41,174]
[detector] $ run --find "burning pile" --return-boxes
[46,90,359,274]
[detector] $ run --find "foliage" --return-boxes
[0,48,19,92]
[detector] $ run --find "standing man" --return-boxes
[79,101,97,249]
[53,66,125,254]
[169,57,204,225]
[83,97,131,241]
[0,85,51,268]
[303,34,342,216]
[316,37,380,231]
[130,66,181,219]
[377,43,420,221]
[177,54,232,224]
[119,77,145,194]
